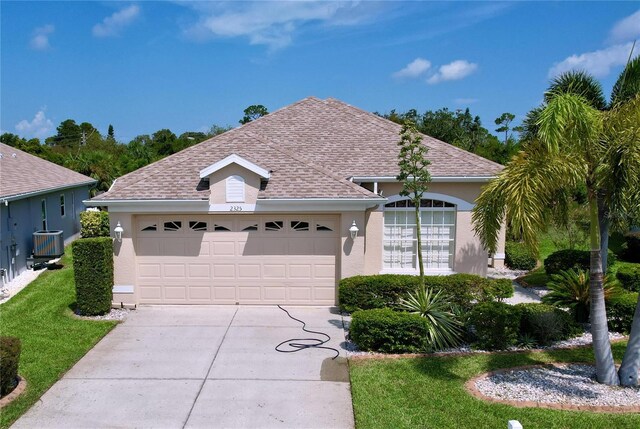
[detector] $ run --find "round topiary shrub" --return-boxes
[0,336,21,397]
[515,303,581,346]
[468,302,520,350]
[623,231,640,262]
[505,241,537,271]
[544,249,617,275]
[616,266,640,292]
[607,292,639,334]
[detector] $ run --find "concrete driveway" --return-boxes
[13,306,354,429]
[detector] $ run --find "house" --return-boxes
[0,143,96,282]
[87,97,506,306]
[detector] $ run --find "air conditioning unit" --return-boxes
[33,230,64,258]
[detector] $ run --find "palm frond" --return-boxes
[545,71,607,110]
[610,55,640,108]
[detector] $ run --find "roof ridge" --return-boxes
[323,98,504,170]
[243,131,377,198]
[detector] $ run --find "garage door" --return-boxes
[134,215,339,305]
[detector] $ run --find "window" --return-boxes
[383,198,456,271]
[163,221,182,231]
[213,224,231,232]
[265,221,284,231]
[316,223,334,232]
[41,199,48,230]
[290,221,309,231]
[60,194,66,217]
[241,224,258,232]
[189,221,208,231]
[226,175,245,203]
[141,224,157,232]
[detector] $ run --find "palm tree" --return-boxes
[472,58,640,385]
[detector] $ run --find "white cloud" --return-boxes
[454,98,478,105]
[15,110,54,139]
[548,42,634,78]
[183,1,380,50]
[393,58,431,79]
[30,24,55,50]
[92,5,140,38]
[427,60,478,84]
[609,9,640,43]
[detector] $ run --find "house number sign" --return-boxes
[229,206,243,212]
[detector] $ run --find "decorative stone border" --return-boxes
[465,364,640,413]
[0,376,27,409]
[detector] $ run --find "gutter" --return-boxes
[348,176,495,183]
[1,180,97,203]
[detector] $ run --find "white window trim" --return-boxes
[41,198,48,230]
[381,195,457,274]
[199,154,270,179]
[60,194,66,218]
[384,192,474,211]
[226,175,246,203]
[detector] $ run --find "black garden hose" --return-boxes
[275,305,340,359]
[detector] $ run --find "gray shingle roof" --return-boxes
[0,143,96,199]
[93,97,503,201]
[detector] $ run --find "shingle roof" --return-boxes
[93,97,503,201]
[0,143,96,199]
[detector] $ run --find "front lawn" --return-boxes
[0,247,117,429]
[350,343,640,429]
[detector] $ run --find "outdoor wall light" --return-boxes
[114,222,124,242]
[349,220,359,240]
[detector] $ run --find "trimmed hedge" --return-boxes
[607,292,638,334]
[0,336,21,396]
[623,232,640,262]
[80,211,110,238]
[515,303,581,346]
[339,274,510,313]
[72,237,113,316]
[468,302,520,350]
[544,249,617,275]
[349,309,429,353]
[505,241,537,271]
[616,266,640,292]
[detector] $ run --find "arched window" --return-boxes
[226,175,245,203]
[383,198,456,272]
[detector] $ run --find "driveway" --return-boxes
[13,306,354,429]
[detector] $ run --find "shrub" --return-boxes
[468,302,520,350]
[542,268,621,323]
[72,237,113,316]
[397,288,463,351]
[349,309,429,353]
[505,241,537,271]
[622,232,640,262]
[515,303,581,345]
[480,278,514,302]
[338,274,506,313]
[80,210,110,238]
[607,292,638,334]
[544,249,617,275]
[0,336,21,396]
[616,266,640,292]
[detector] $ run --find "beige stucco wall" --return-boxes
[339,211,366,279]
[364,209,383,274]
[207,164,260,205]
[110,212,137,306]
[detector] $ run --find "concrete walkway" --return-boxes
[13,306,354,429]
[504,282,544,305]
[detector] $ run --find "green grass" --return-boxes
[0,247,117,429]
[350,343,640,429]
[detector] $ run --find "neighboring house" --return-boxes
[0,143,96,282]
[88,97,506,306]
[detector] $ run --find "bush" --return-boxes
[468,302,520,350]
[73,237,114,316]
[542,268,620,323]
[607,292,638,334]
[544,249,617,275]
[622,232,640,262]
[80,210,110,238]
[616,266,640,292]
[505,241,537,271]
[338,274,505,313]
[515,303,581,345]
[349,309,429,353]
[480,278,514,302]
[0,336,21,396]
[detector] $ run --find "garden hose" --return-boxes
[275,305,340,359]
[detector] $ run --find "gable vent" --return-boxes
[226,175,245,202]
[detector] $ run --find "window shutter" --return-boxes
[226,175,245,202]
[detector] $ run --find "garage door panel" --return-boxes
[135,215,338,305]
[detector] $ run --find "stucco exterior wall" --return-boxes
[0,185,90,282]
[339,211,366,280]
[364,209,383,274]
[207,165,261,205]
[110,212,137,306]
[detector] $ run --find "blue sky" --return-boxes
[2,1,639,143]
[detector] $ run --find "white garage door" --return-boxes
[134,215,339,305]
